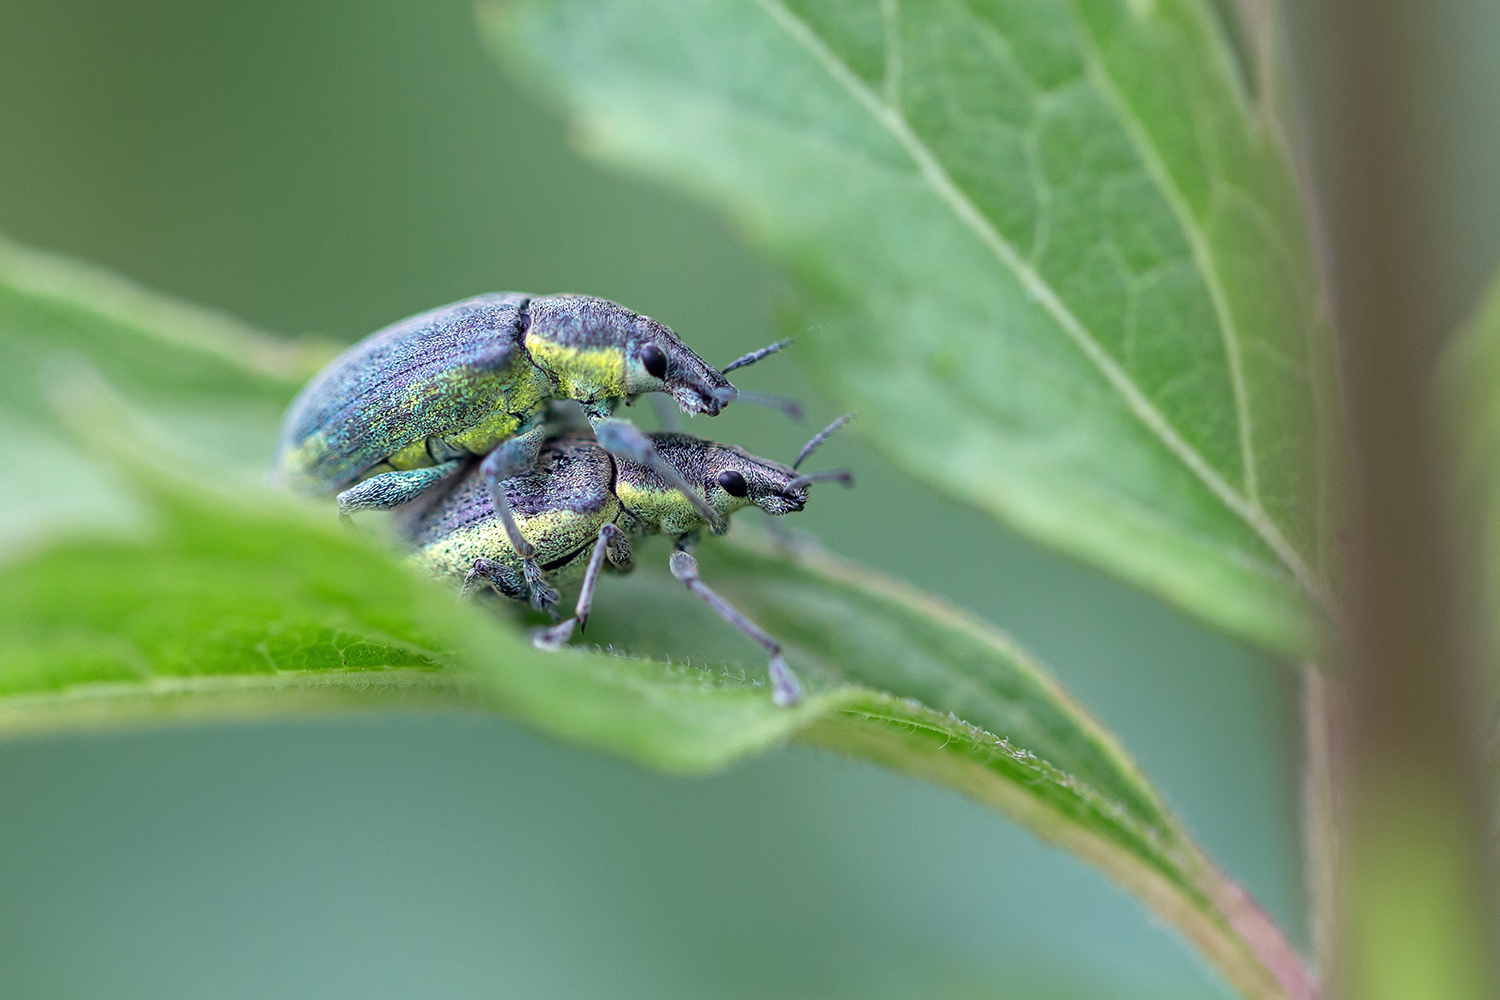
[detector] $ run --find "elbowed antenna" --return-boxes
[722,337,792,375]
[735,390,804,422]
[719,339,799,421]
[785,469,854,491]
[782,413,855,494]
[793,413,854,470]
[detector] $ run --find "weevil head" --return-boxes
[525,295,736,416]
[621,315,736,416]
[614,433,808,537]
[700,443,809,518]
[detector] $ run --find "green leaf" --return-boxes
[0,232,328,421]
[0,236,1311,998]
[0,452,1310,1000]
[479,0,1337,657]
[0,454,845,770]
[0,234,333,554]
[588,536,1316,1000]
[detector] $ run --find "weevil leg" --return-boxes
[604,526,633,573]
[479,424,556,610]
[465,555,557,618]
[462,557,527,601]
[668,550,803,707]
[592,418,724,530]
[521,558,561,618]
[530,523,629,650]
[337,459,466,518]
[575,524,629,631]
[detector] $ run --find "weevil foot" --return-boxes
[768,654,804,706]
[462,557,528,602]
[337,460,466,516]
[522,558,560,616]
[530,618,578,652]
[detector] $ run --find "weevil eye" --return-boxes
[716,470,749,497]
[640,344,668,379]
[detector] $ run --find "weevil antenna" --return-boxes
[722,338,792,374]
[735,390,804,422]
[785,469,854,491]
[793,413,854,470]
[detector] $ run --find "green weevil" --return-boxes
[272,292,788,609]
[397,417,853,706]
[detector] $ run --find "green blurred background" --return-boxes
[0,1,1304,997]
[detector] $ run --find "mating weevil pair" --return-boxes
[273,292,852,706]
[273,292,790,608]
[399,420,851,705]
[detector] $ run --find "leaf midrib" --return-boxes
[750,0,1326,609]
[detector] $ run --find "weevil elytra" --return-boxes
[272,292,788,609]
[398,418,853,706]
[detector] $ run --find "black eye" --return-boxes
[640,344,668,379]
[716,470,749,497]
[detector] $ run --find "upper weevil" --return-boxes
[272,292,787,606]
[398,416,854,706]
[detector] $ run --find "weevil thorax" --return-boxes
[614,433,807,537]
[524,295,736,418]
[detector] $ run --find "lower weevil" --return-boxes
[399,418,852,705]
[273,292,788,611]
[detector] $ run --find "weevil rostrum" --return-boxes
[397,419,853,707]
[273,293,787,609]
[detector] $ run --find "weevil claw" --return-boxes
[531,619,577,651]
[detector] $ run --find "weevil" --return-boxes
[273,292,788,609]
[398,418,853,706]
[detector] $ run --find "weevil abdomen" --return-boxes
[403,439,623,587]
[275,293,552,493]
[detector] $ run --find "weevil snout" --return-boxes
[667,355,737,416]
[695,380,738,416]
[762,485,807,515]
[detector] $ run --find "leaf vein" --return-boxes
[1073,34,1259,508]
[751,0,1326,607]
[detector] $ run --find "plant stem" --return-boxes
[1309,1,1500,995]
[1300,664,1340,994]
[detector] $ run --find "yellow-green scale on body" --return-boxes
[614,477,716,539]
[522,333,627,408]
[412,505,619,589]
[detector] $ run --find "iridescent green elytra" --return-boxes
[274,293,737,499]
[398,426,852,706]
